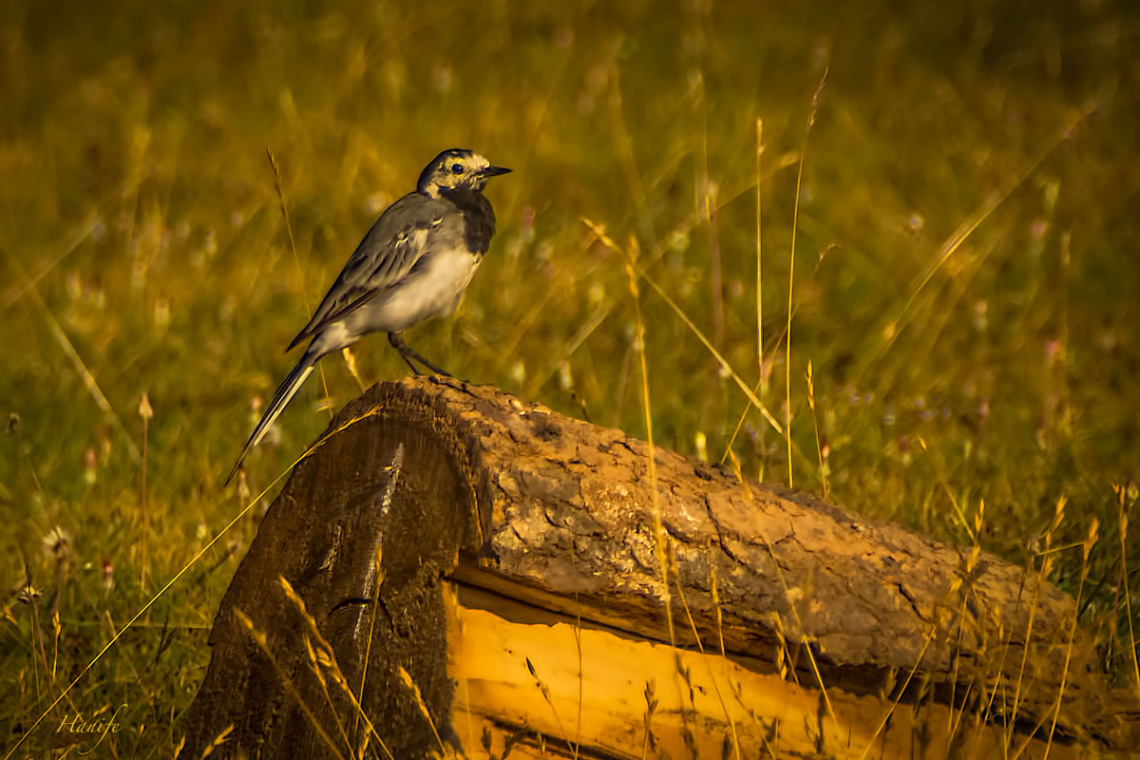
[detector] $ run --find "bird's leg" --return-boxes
[388,332,452,377]
[389,332,422,375]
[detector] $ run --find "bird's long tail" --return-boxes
[226,355,316,486]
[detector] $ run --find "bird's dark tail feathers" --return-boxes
[225,355,317,486]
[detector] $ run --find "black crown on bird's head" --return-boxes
[417,148,511,198]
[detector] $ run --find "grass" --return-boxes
[2,0,1139,756]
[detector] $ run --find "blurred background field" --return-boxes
[2,0,1138,755]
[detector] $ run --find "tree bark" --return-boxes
[178,377,1137,759]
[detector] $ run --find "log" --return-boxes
[177,377,1138,759]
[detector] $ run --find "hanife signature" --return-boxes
[56,704,127,754]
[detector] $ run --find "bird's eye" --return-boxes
[451,163,464,174]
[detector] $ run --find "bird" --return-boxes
[226,148,510,485]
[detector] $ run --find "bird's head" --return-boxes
[417,149,511,198]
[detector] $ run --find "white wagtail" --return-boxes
[226,148,510,484]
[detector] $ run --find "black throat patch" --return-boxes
[440,187,497,255]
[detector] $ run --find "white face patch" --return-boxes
[431,152,492,193]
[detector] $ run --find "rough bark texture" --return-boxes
[178,377,1137,759]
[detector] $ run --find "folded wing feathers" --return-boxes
[287,198,444,351]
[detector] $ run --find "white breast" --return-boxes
[346,249,482,337]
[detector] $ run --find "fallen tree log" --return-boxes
[178,377,1138,759]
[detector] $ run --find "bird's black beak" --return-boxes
[480,166,511,177]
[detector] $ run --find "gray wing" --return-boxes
[287,193,448,351]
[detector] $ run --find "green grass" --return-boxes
[2,0,1138,756]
